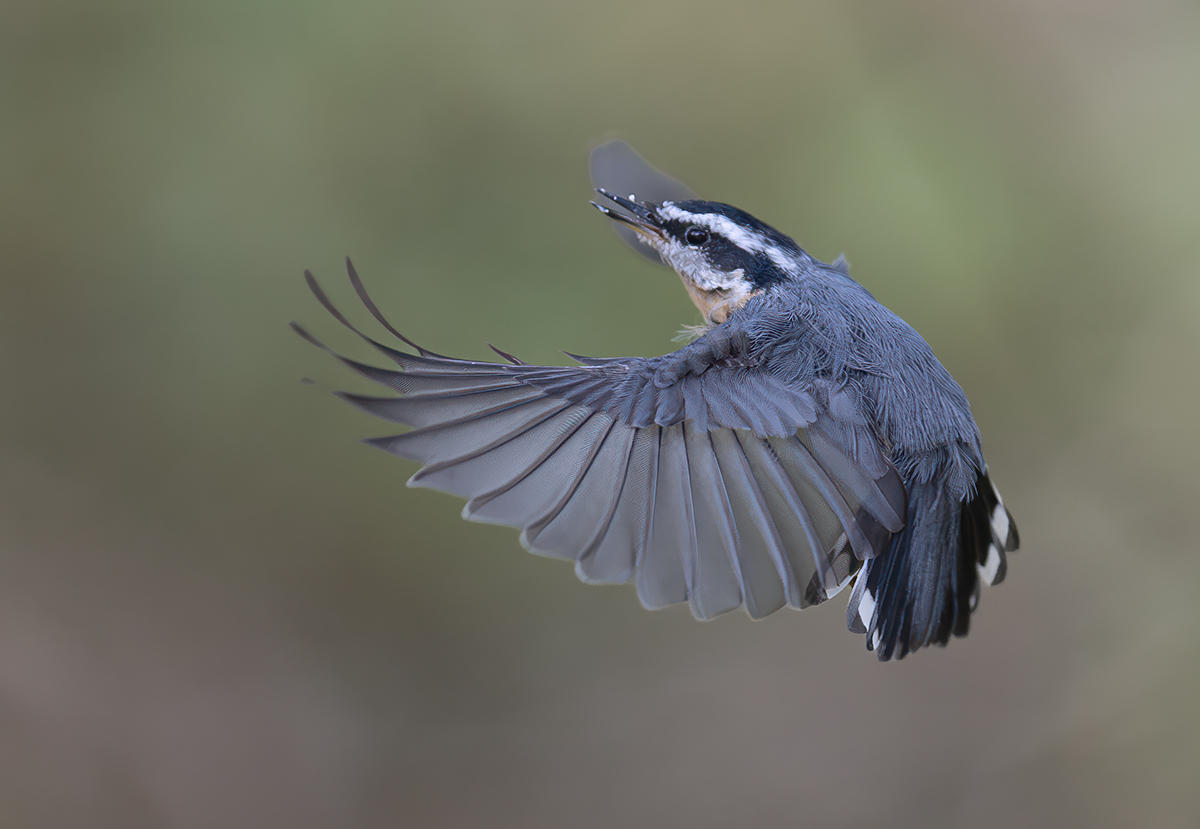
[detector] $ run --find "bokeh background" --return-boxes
[3,1,1199,827]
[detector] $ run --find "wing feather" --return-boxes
[682,422,746,620]
[337,386,543,428]
[464,413,615,529]
[411,405,594,498]
[766,436,873,561]
[806,427,905,534]
[576,426,659,585]
[708,429,793,615]
[736,433,836,607]
[637,424,690,610]
[522,425,636,561]
[362,367,522,398]
[365,397,571,464]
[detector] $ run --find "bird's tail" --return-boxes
[846,469,1018,660]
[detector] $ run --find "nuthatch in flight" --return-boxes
[294,141,1019,660]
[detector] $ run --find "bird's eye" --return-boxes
[684,226,710,246]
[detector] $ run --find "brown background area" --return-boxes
[2,1,1198,826]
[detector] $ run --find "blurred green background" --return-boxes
[3,1,1199,827]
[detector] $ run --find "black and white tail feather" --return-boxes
[846,471,1019,660]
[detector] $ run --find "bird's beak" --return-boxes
[590,189,664,241]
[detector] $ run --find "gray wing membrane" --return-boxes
[297,265,907,619]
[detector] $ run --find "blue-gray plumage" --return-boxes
[294,142,1018,660]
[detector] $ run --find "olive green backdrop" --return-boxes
[2,1,1198,827]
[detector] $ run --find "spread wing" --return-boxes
[296,261,906,621]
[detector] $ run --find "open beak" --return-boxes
[590,189,664,241]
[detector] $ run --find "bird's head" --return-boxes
[593,191,807,325]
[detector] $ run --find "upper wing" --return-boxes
[296,261,906,621]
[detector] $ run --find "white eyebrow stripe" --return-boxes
[656,202,800,276]
[658,204,767,251]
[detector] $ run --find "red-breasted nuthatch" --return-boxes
[294,141,1019,660]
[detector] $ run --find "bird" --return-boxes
[293,141,1019,660]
